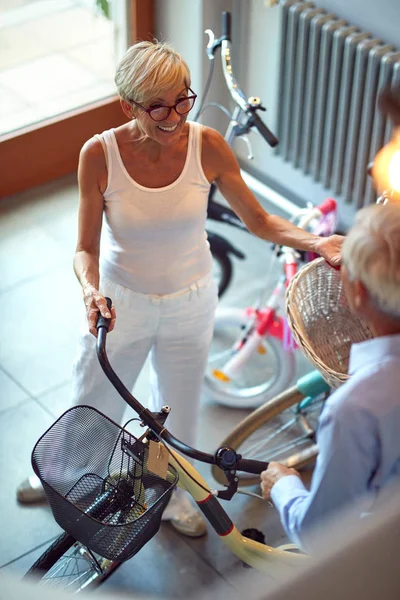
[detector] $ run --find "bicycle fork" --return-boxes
[212,279,287,383]
[212,246,300,384]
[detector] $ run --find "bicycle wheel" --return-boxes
[211,384,322,486]
[205,307,295,408]
[212,247,233,297]
[24,533,120,592]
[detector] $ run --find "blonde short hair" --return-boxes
[342,203,400,318]
[115,40,191,104]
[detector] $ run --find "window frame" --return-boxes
[0,0,154,198]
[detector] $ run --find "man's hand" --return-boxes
[313,234,344,267]
[260,462,301,500]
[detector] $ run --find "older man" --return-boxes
[261,203,400,552]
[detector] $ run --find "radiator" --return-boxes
[276,0,400,208]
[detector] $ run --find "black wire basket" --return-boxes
[31,405,178,562]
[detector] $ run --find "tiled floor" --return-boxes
[0,175,312,596]
[0,0,115,135]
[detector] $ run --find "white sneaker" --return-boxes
[17,475,46,504]
[162,490,207,538]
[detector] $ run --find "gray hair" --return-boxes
[342,203,400,318]
[115,40,191,104]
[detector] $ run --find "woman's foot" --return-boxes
[17,475,46,503]
[162,490,207,538]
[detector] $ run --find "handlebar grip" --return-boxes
[317,198,337,215]
[236,458,268,474]
[251,112,279,148]
[96,297,112,331]
[222,11,231,41]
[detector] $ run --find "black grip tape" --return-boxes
[222,12,231,41]
[236,458,269,474]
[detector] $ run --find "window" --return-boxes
[0,0,153,198]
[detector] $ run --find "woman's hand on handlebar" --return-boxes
[83,284,116,336]
[313,234,344,268]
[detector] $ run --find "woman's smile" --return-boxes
[157,123,179,133]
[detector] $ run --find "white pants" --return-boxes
[71,272,218,448]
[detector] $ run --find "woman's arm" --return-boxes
[74,138,116,335]
[202,128,343,265]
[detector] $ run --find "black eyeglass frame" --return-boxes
[128,88,197,122]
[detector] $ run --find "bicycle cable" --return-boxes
[196,102,232,120]
[193,57,215,122]
[237,488,273,506]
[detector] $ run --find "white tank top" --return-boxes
[98,122,213,294]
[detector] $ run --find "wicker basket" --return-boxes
[286,258,374,389]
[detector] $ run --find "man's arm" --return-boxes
[262,389,378,551]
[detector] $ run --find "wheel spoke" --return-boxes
[240,418,297,455]
[237,401,323,464]
[40,543,103,591]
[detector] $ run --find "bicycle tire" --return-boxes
[24,532,120,591]
[211,384,319,486]
[205,307,295,408]
[212,248,233,297]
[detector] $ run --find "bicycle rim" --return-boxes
[205,309,294,408]
[27,535,119,592]
[212,385,322,486]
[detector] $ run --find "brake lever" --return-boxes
[216,470,239,500]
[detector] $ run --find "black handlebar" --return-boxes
[236,458,268,474]
[96,297,112,331]
[221,11,231,41]
[96,299,269,480]
[249,111,279,148]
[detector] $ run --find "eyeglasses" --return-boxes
[129,88,197,122]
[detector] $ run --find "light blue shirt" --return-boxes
[271,334,400,552]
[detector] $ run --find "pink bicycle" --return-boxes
[204,198,338,408]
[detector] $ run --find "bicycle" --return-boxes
[204,198,338,410]
[23,298,308,593]
[211,257,373,487]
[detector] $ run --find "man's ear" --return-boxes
[353,279,368,309]
[120,99,135,120]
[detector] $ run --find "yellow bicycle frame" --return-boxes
[167,448,308,577]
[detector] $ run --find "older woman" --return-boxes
[261,203,400,552]
[18,40,342,535]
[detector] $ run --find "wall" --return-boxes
[312,0,400,47]
[154,0,234,133]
